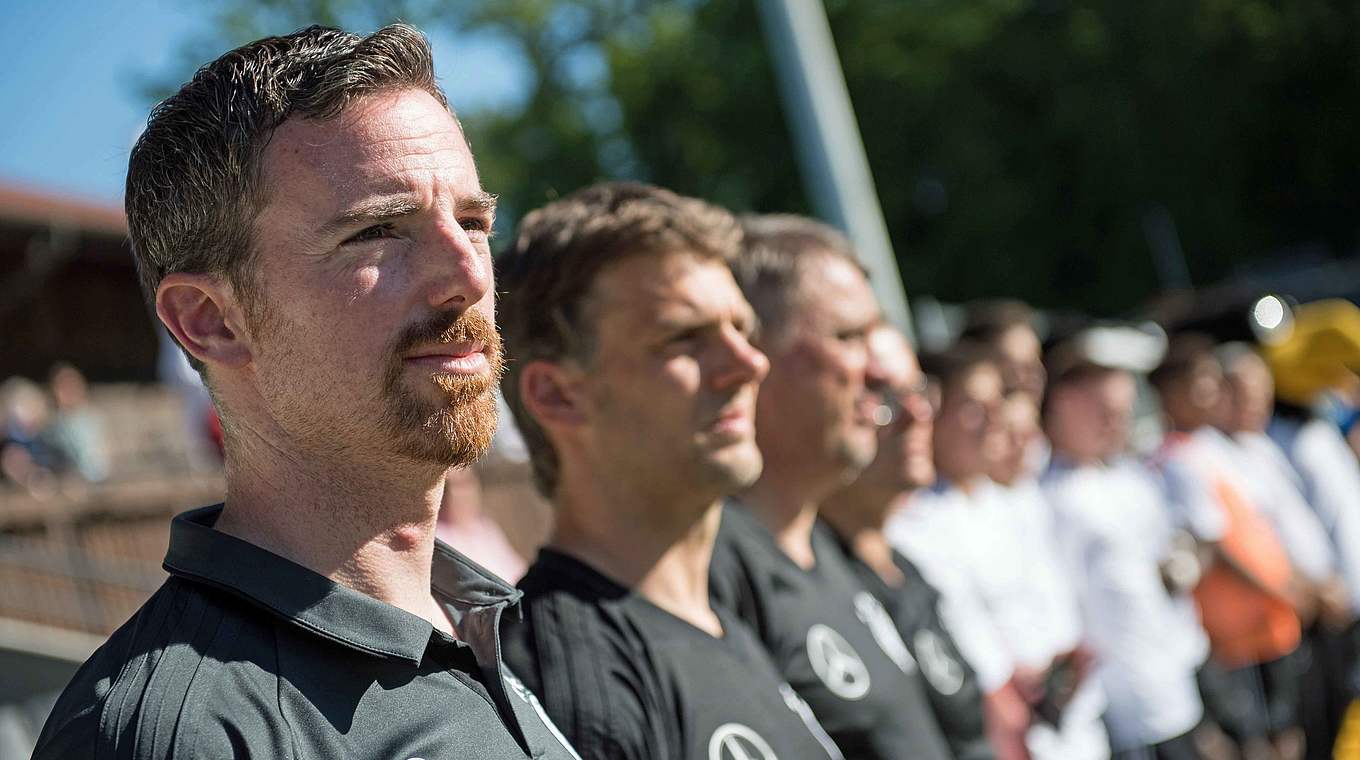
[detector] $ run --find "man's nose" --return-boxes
[713,325,770,390]
[862,342,890,391]
[423,220,492,310]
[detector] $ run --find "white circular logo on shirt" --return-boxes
[853,591,917,674]
[806,624,871,700]
[914,629,965,696]
[709,723,778,760]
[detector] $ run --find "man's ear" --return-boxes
[156,273,254,369]
[519,359,589,432]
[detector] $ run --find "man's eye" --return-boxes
[663,329,703,349]
[461,218,492,235]
[345,223,396,244]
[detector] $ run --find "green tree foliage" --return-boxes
[155,0,1360,314]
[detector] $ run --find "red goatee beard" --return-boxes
[382,308,505,467]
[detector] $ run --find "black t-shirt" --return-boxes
[822,522,995,760]
[33,505,582,760]
[502,548,844,760]
[709,504,955,760]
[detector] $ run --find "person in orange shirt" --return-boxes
[1150,333,1303,760]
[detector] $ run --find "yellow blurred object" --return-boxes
[1261,299,1360,407]
[1336,698,1360,759]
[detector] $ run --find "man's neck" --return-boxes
[738,470,835,570]
[1049,442,1099,468]
[935,463,983,495]
[550,472,724,637]
[821,486,905,586]
[215,424,452,634]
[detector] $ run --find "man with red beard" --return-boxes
[35,24,580,760]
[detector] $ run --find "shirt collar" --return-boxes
[163,504,521,664]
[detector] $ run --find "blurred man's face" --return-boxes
[988,392,1038,486]
[243,88,502,467]
[996,324,1046,402]
[1050,369,1136,463]
[1164,356,1223,431]
[576,251,768,498]
[1091,370,1137,458]
[856,326,935,493]
[932,363,1006,484]
[755,254,883,481]
[1226,354,1274,434]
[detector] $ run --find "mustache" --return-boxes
[393,308,502,360]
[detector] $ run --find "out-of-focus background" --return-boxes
[2,0,1358,755]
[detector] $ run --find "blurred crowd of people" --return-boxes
[0,363,108,495]
[854,297,1360,760]
[440,281,1360,759]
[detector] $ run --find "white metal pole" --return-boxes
[756,0,913,338]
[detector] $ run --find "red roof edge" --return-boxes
[0,181,126,238]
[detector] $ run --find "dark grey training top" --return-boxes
[709,504,955,760]
[821,522,994,760]
[502,548,844,760]
[32,504,582,760]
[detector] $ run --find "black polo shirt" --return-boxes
[709,504,954,760]
[822,523,995,760]
[33,504,582,760]
[501,548,844,760]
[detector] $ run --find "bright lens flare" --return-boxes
[1253,295,1286,330]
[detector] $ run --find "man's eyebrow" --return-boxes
[317,195,421,237]
[459,191,499,215]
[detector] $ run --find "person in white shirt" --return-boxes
[891,344,1110,760]
[1041,349,1206,760]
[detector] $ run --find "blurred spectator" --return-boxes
[961,300,1046,404]
[1151,334,1303,760]
[1217,345,1349,630]
[891,345,1109,760]
[1258,300,1360,758]
[822,325,995,760]
[44,363,109,482]
[1,378,60,495]
[156,326,223,466]
[435,466,527,584]
[1041,336,1207,760]
[1264,309,1360,623]
[989,392,1041,487]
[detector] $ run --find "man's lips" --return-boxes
[707,404,754,436]
[403,342,489,375]
[853,393,882,426]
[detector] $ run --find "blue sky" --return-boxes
[0,1,530,205]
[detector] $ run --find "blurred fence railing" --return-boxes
[0,384,224,638]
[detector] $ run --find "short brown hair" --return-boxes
[919,342,1001,397]
[126,23,448,372]
[1149,332,1218,394]
[960,299,1036,344]
[730,214,866,343]
[497,181,743,497]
